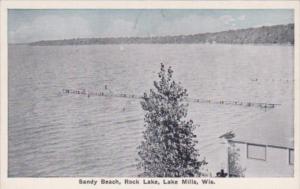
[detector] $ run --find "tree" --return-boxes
[137,63,207,177]
[228,143,246,177]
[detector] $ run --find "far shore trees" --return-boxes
[137,63,207,177]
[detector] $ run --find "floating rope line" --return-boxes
[61,88,280,110]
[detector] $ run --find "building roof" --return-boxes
[229,103,294,149]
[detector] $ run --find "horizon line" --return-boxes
[10,23,294,45]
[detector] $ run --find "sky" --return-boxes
[8,9,293,43]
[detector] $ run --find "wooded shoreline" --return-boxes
[28,24,294,46]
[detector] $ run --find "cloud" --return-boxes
[9,13,244,43]
[9,15,93,43]
[97,14,246,37]
[101,19,139,37]
[155,14,239,36]
[9,10,291,43]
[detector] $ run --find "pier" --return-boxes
[62,88,280,110]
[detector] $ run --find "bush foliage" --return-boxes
[228,143,246,177]
[137,63,207,177]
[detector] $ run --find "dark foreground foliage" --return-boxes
[137,63,207,177]
[228,143,246,177]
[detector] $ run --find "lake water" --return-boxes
[8,44,294,177]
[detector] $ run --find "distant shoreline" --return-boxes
[9,43,294,47]
[14,24,295,46]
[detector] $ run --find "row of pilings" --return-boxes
[62,88,280,110]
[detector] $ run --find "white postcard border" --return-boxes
[1,1,299,189]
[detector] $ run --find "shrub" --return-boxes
[137,63,207,177]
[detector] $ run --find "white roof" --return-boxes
[230,103,294,149]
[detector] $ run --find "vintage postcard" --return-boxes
[0,1,299,189]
